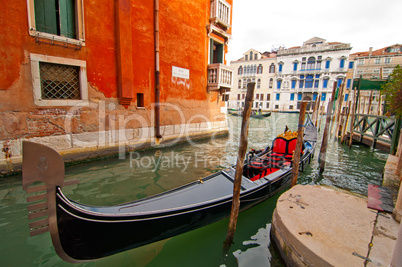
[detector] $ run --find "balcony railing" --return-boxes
[210,0,231,30]
[208,63,233,91]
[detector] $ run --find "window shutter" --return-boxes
[35,0,58,35]
[58,0,76,39]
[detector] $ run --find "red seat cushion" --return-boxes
[272,138,288,154]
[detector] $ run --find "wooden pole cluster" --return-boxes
[290,101,307,187]
[332,80,346,140]
[319,82,338,173]
[340,101,352,144]
[349,80,361,148]
[224,82,255,250]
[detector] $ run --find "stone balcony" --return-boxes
[207,63,233,92]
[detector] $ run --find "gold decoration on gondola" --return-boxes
[277,129,298,140]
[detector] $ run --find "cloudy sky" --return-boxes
[227,0,402,62]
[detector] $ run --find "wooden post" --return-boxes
[341,101,352,144]
[367,90,373,115]
[318,104,324,132]
[349,83,361,148]
[290,102,307,187]
[224,82,255,250]
[390,116,401,155]
[319,82,337,173]
[333,81,346,140]
[313,94,321,127]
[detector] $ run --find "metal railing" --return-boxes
[207,63,233,91]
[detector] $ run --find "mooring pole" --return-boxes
[224,82,255,250]
[349,78,361,149]
[341,101,351,144]
[291,101,307,187]
[319,82,337,173]
[334,81,345,140]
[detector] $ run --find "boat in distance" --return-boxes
[228,109,271,118]
[22,119,317,262]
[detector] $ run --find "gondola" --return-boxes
[228,109,271,118]
[22,118,317,263]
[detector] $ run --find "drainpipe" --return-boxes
[154,0,162,142]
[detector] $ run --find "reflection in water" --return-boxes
[0,113,387,266]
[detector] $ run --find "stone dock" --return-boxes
[271,155,401,266]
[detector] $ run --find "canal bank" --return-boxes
[271,152,401,266]
[0,122,228,177]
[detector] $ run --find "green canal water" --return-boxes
[0,113,388,266]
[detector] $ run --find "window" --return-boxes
[245,55,248,61]
[275,105,279,109]
[276,94,280,101]
[339,58,345,68]
[307,57,316,70]
[374,59,381,64]
[260,94,264,100]
[337,78,343,86]
[323,78,329,88]
[305,75,314,88]
[344,93,349,102]
[389,47,401,53]
[348,61,354,69]
[278,64,283,72]
[266,102,270,108]
[277,80,282,89]
[313,93,317,101]
[269,64,275,73]
[242,94,245,99]
[385,58,391,64]
[28,0,84,45]
[257,64,263,74]
[291,80,296,89]
[238,66,243,75]
[257,78,261,89]
[314,80,319,88]
[325,60,330,69]
[238,79,241,89]
[267,94,271,101]
[256,94,259,100]
[293,62,298,71]
[290,93,295,101]
[243,79,246,88]
[254,54,257,60]
[250,51,253,60]
[321,93,327,101]
[269,78,273,88]
[137,93,144,107]
[289,105,293,110]
[346,79,352,89]
[237,94,240,100]
[297,93,302,101]
[358,59,364,65]
[301,62,306,70]
[299,80,304,88]
[30,53,88,106]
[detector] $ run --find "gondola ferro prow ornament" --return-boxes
[22,141,80,263]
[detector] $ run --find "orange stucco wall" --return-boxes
[0,0,232,141]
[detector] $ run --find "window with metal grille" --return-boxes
[39,62,80,100]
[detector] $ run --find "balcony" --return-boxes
[210,0,231,30]
[208,63,233,92]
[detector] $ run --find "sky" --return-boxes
[226,0,402,62]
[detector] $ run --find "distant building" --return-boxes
[228,49,277,110]
[274,37,352,112]
[349,44,402,114]
[228,37,353,113]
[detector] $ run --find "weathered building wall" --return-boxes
[0,0,232,174]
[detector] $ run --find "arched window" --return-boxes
[307,57,316,70]
[278,62,284,72]
[323,78,329,88]
[257,78,261,89]
[269,63,275,73]
[277,79,282,89]
[238,66,243,75]
[250,51,253,61]
[253,65,257,74]
[243,79,247,88]
[238,79,242,89]
[269,78,273,88]
[257,64,263,74]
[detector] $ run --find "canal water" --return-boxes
[0,113,388,266]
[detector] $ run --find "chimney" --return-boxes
[369,47,373,56]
